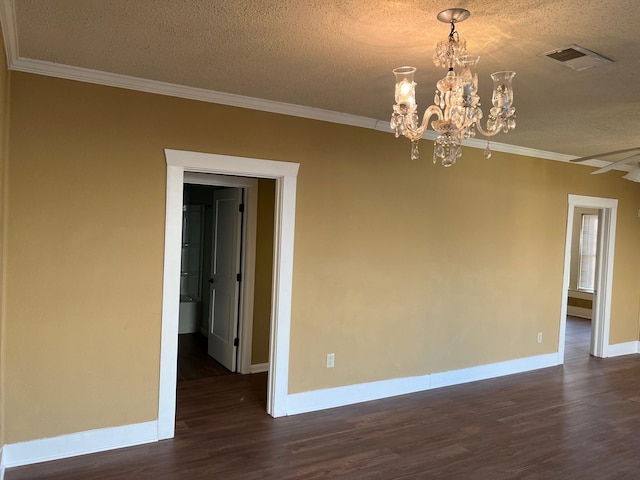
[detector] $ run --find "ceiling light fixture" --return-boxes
[390,8,517,166]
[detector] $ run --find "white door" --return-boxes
[208,187,243,371]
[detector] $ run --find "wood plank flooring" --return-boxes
[8,317,640,479]
[177,333,231,382]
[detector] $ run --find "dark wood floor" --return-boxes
[9,317,640,479]
[177,333,231,382]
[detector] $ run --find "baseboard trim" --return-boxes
[250,363,269,374]
[0,420,158,469]
[286,352,561,415]
[607,341,640,357]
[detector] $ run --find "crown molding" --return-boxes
[0,0,628,172]
[10,57,384,131]
[10,57,592,165]
[10,57,633,172]
[0,0,18,66]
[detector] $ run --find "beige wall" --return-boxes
[5,71,640,444]
[252,179,275,365]
[0,22,9,448]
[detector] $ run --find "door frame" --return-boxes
[159,149,300,439]
[184,173,258,374]
[559,194,618,360]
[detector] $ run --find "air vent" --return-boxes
[541,44,613,71]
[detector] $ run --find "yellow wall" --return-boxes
[252,179,275,364]
[0,22,9,448]
[5,71,640,443]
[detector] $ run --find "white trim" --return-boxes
[0,0,18,66]
[0,421,158,469]
[10,57,382,131]
[157,166,184,439]
[160,150,299,441]
[559,195,618,361]
[607,341,640,357]
[183,173,258,375]
[287,352,560,415]
[1,56,631,170]
[0,0,634,171]
[250,363,269,374]
[0,447,5,480]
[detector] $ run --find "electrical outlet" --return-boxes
[537,332,543,344]
[326,353,335,368]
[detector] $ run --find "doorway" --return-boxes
[559,194,618,361]
[159,150,300,440]
[181,174,260,375]
[178,182,239,382]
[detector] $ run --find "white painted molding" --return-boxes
[568,195,619,209]
[161,150,299,441]
[10,57,381,131]
[157,165,184,440]
[606,341,639,358]
[0,0,634,170]
[250,363,269,374]
[286,352,560,415]
[0,446,5,480]
[429,353,560,388]
[8,56,618,168]
[0,0,18,66]
[559,195,618,361]
[0,421,158,469]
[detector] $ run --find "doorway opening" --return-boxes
[159,150,300,440]
[559,194,618,362]
[177,174,275,383]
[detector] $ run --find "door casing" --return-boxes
[559,194,618,360]
[160,149,299,439]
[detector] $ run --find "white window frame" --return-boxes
[577,213,598,292]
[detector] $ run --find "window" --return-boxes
[578,213,598,292]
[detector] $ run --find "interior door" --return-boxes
[208,187,242,371]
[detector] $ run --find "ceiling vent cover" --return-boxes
[541,44,613,71]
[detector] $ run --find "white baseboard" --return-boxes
[4,344,636,472]
[286,352,561,415]
[250,363,269,374]
[607,341,640,357]
[567,306,592,319]
[0,420,158,470]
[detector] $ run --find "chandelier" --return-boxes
[390,8,517,166]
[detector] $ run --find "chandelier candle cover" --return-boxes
[390,8,517,166]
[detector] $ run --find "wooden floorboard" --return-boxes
[8,317,640,479]
[177,333,232,382]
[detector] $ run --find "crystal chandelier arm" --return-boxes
[391,10,516,165]
[474,120,503,138]
[402,105,444,141]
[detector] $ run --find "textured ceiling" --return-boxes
[8,0,640,158]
